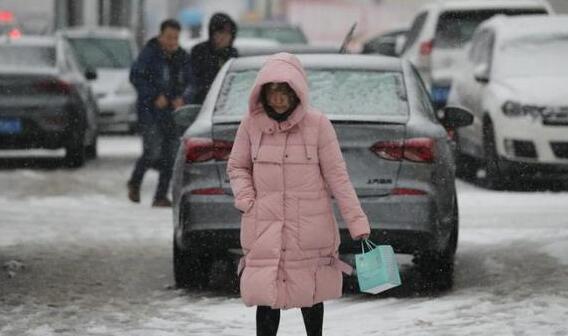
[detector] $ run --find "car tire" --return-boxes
[414,200,458,292]
[86,136,98,160]
[482,119,505,190]
[65,131,86,168]
[173,234,210,289]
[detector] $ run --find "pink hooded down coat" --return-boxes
[227,53,370,309]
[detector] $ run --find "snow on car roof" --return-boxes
[231,54,403,72]
[481,15,568,41]
[423,0,550,12]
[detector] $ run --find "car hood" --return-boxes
[494,76,568,105]
[91,68,129,94]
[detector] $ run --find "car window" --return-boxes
[0,45,56,67]
[401,12,427,54]
[62,40,82,74]
[67,37,133,70]
[214,69,408,118]
[409,66,437,122]
[435,8,547,49]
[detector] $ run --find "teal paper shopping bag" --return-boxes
[355,239,401,294]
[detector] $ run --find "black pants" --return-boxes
[256,303,324,336]
[129,115,177,200]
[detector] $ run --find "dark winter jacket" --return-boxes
[130,38,192,124]
[189,13,238,104]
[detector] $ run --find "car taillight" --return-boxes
[8,28,21,39]
[420,40,433,56]
[371,138,434,163]
[184,137,233,163]
[34,79,72,95]
[191,188,225,195]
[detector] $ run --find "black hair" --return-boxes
[208,12,237,40]
[160,19,181,33]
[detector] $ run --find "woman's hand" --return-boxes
[356,233,370,240]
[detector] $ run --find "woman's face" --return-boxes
[265,83,295,114]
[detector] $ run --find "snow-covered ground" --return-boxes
[1,136,567,336]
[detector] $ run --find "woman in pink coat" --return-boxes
[227,52,371,336]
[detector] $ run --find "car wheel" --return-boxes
[65,131,86,168]
[414,201,458,292]
[482,119,505,190]
[86,136,98,160]
[173,234,210,289]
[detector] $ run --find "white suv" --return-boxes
[400,0,553,110]
[447,15,568,188]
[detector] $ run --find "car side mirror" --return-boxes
[173,104,202,135]
[85,68,98,81]
[438,106,474,129]
[473,64,489,84]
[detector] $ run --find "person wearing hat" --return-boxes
[189,12,238,104]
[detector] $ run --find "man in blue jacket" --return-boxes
[127,19,191,207]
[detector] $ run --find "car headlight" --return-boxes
[116,81,136,96]
[501,100,522,117]
[501,101,548,119]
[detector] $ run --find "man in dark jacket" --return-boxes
[189,12,238,104]
[127,19,191,207]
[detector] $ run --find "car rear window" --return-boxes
[0,45,56,67]
[214,69,407,118]
[435,8,547,49]
[67,37,133,69]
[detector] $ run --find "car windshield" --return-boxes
[497,34,568,77]
[435,8,546,49]
[67,37,132,69]
[238,27,307,44]
[214,69,407,119]
[0,45,56,67]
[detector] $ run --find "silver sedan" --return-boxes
[171,54,473,291]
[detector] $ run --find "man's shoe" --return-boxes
[127,182,140,203]
[152,198,172,208]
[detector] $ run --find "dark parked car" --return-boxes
[171,54,473,290]
[0,35,99,167]
[362,28,408,56]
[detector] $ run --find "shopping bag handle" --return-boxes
[360,239,378,254]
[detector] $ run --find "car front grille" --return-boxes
[513,140,537,159]
[550,142,568,159]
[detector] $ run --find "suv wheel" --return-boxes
[173,235,210,289]
[65,131,86,168]
[86,136,98,160]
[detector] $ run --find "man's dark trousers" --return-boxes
[129,111,177,201]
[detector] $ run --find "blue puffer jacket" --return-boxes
[130,37,192,124]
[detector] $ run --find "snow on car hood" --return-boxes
[91,68,130,95]
[494,76,568,105]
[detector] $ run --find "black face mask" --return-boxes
[264,104,295,122]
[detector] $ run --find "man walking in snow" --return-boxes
[127,19,192,207]
[188,12,238,104]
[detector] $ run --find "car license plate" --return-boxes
[0,118,22,134]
